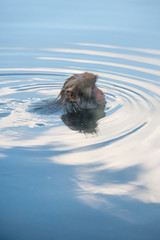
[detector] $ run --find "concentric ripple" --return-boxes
[0,44,160,205]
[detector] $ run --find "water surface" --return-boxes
[0,0,160,240]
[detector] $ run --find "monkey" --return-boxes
[28,72,106,133]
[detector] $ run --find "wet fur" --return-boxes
[57,72,97,109]
[29,72,100,115]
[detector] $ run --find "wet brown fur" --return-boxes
[57,72,97,108]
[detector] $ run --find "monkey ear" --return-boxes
[67,90,75,102]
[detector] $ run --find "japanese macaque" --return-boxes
[29,72,106,133]
[57,72,106,111]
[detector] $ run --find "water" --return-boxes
[0,0,160,239]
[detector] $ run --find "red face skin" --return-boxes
[92,84,105,104]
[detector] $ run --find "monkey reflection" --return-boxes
[61,104,106,133]
[29,72,106,133]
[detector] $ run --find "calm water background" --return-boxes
[0,0,160,239]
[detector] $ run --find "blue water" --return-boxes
[0,0,160,239]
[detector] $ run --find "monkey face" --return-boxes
[92,84,106,105]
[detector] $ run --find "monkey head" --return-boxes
[58,72,106,111]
